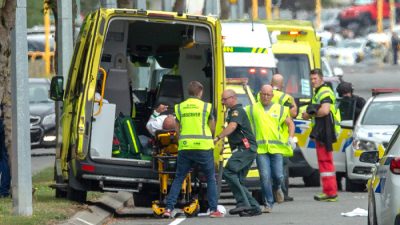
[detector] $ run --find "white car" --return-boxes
[360,126,400,225]
[324,39,385,66]
[343,93,400,191]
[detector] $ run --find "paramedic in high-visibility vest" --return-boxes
[163,81,224,218]
[302,68,341,202]
[270,74,297,202]
[246,85,295,213]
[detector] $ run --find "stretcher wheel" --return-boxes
[152,200,165,218]
[183,199,200,217]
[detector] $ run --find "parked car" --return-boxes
[324,38,386,65]
[339,0,400,27]
[360,126,400,225]
[29,78,56,148]
[342,92,400,191]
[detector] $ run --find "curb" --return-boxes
[61,191,132,225]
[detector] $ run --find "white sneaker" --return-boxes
[262,206,272,213]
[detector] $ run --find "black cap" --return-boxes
[336,82,353,96]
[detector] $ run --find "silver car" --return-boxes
[360,126,400,225]
[344,93,400,192]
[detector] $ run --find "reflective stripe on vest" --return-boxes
[320,172,336,177]
[178,102,211,140]
[176,99,213,150]
[312,86,341,134]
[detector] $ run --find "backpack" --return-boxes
[112,113,142,159]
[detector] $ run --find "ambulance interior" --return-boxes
[90,18,215,162]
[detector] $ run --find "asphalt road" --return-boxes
[342,63,400,100]
[109,178,367,225]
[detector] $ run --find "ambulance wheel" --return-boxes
[303,170,320,187]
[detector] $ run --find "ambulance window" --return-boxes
[236,93,251,107]
[225,67,272,94]
[275,54,311,98]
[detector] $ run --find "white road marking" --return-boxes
[168,217,186,225]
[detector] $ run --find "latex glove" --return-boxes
[289,136,298,149]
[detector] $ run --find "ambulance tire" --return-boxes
[303,171,320,187]
[345,177,366,192]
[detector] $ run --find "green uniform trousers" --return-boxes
[223,147,260,208]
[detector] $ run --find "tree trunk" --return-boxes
[0,0,16,157]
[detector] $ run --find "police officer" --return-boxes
[163,81,224,218]
[214,89,261,217]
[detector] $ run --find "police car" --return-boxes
[360,126,400,225]
[342,91,400,191]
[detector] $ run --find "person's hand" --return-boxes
[213,135,221,144]
[301,112,310,120]
[156,104,168,113]
[289,136,297,149]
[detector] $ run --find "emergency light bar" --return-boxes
[227,78,249,84]
[371,88,400,96]
[280,30,307,36]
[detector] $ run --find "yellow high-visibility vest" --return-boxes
[246,102,290,155]
[175,98,214,150]
[311,85,341,135]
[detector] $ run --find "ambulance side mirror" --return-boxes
[270,31,280,44]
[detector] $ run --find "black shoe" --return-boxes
[284,196,294,202]
[239,209,262,217]
[229,206,253,215]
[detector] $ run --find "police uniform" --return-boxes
[222,104,260,214]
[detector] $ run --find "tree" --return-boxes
[0,0,16,156]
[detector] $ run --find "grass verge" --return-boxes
[0,167,102,225]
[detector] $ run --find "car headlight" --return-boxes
[42,113,55,127]
[352,139,377,151]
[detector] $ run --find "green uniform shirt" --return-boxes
[226,104,257,152]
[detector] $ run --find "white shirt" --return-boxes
[146,110,167,136]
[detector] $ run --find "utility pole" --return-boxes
[229,0,238,19]
[252,0,258,20]
[377,0,383,33]
[238,0,244,19]
[266,0,272,20]
[44,1,51,77]
[390,0,395,32]
[11,0,32,215]
[315,0,321,30]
